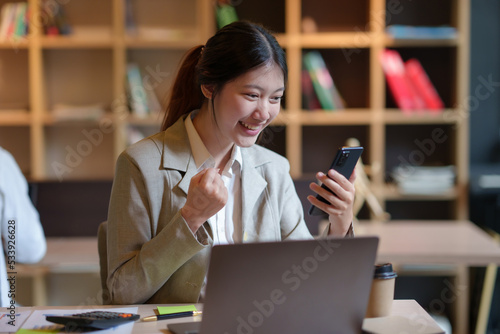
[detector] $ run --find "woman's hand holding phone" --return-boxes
[307,146,363,236]
[307,169,356,237]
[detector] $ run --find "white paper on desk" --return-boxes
[362,315,444,334]
[0,311,32,332]
[20,307,138,333]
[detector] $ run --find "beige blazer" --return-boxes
[106,116,314,304]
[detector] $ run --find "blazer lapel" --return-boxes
[241,148,270,239]
[160,116,197,196]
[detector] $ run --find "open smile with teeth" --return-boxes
[240,121,261,131]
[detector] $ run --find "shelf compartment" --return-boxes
[384,47,457,109]
[302,48,370,110]
[125,48,186,116]
[125,0,200,42]
[385,0,455,28]
[384,124,455,179]
[44,124,115,180]
[0,125,31,175]
[0,48,30,111]
[301,125,370,175]
[42,49,114,113]
[385,200,455,220]
[231,0,285,34]
[301,0,370,33]
[40,0,113,39]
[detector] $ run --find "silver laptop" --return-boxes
[168,236,379,334]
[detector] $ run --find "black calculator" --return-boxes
[46,311,140,330]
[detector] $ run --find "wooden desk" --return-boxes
[357,221,500,265]
[17,221,500,333]
[5,300,443,334]
[357,220,500,334]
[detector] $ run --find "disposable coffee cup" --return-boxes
[365,263,397,318]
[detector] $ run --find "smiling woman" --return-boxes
[104,21,356,305]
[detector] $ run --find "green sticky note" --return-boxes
[157,305,197,315]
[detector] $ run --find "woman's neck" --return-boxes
[192,105,233,170]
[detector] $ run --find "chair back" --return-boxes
[97,221,110,304]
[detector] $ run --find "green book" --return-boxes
[215,4,238,29]
[303,51,345,111]
[14,3,27,38]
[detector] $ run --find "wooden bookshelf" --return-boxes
[0,0,469,222]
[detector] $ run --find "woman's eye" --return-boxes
[271,96,283,103]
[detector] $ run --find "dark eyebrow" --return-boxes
[243,84,285,93]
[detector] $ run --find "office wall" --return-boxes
[469,1,500,163]
[469,2,500,332]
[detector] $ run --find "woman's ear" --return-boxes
[201,84,214,99]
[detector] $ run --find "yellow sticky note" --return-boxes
[157,305,197,315]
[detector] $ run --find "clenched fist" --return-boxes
[181,168,228,233]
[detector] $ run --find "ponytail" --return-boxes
[161,45,204,131]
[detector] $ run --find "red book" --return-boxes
[380,49,416,113]
[4,3,18,39]
[301,69,322,110]
[405,58,445,112]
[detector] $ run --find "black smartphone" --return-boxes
[308,146,364,216]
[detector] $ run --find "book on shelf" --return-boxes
[124,0,137,35]
[41,0,71,36]
[40,0,70,36]
[0,2,28,41]
[392,165,456,195]
[215,1,239,29]
[302,51,345,111]
[380,49,417,113]
[386,25,457,40]
[380,49,444,113]
[405,59,444,111]
[126,63,149,118]
[301,69,322,110]
[126,63,162,118]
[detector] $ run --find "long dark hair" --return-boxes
[161,21,288,131]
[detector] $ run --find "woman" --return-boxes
[106,21,355,305]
